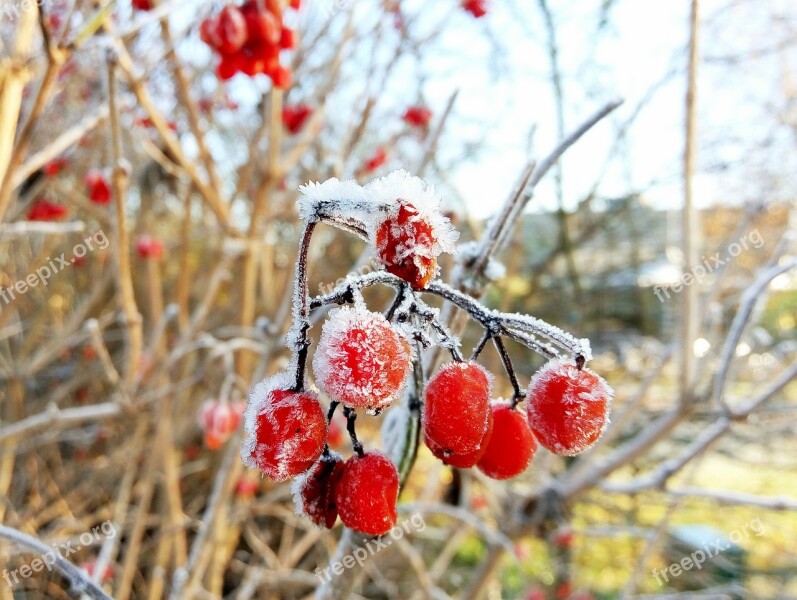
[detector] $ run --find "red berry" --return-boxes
[27,199,67,221]
[80,560,114,582]
[282,104,313,134]
[426,400,493,468]
[476,402,537,479]
[526,359,613,456]
[241,2,281,44]
[200,18,224,51]
[85,170,112,204]
[135,235,165,259]
[132,0,153,10]
[552,528,574,548]
[375,198,438,289]
[242,381,327,481]
[326,411,346,448]
[235,476,259,499]
[402,106,432,128]
[43,157,68,177]
[216,6,248,54]
[462,0,488,18]
[293,452,344,528]
[198,400,245,450]
[312,307,412,412]
[271,65,293,88]
[363,146,388,173]
[279,26,296,49]
[335,452,399,535]
[289,0,301,8]
[423,361,491,456]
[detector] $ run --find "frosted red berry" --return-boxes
[335,452,399,535]
[526,359,613,456]
[476,402,537,479]
[293,452,344,529]
[313,307,412,411]
[423,361,492,455]
[375,198,438,290]
[243,386,327,481]
[85,170,112,204]
[426,399,493,468]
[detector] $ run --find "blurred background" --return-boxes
[0,0,795,599]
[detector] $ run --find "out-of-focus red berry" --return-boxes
[132,0,153,10]
[327,411,346,448]
[43,157,68,176]
[80,560,114,582]
[85,170,112,205]
[136,235,165,259]
[198,400,245,450]
[555,581,573,600]
[402,106,432,128]
[282,104,313,134]
[423,361,492,456]
[476,402,537,479]
[526,359,613,456]
[462,0,488,18]
[294,452,345,528]
[27,199,67,221]
[271,65,293,89]
[243,388,327,481]
[279,27,296,49]
[235,476,259,499]
[241,2,281,44]
[552,528,574,548]
[216,5,248,54]
[335,452,399,535]
[375,198,437,289]
[312,307,412,411]
[362,147,388,173]
[289,0,301,9]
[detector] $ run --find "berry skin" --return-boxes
[312,307,412,411]
[242,387,327,481]
[526,359,613,456]
[476,402,537,479]
[335,452,399,535]
[375,198,437,290]
[426,400,493,468]
[423,361,492,456]
[293,452,344,529]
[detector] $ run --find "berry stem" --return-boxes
[471,330,491,360]
[493,335,524,406]
[398,339,425,487]
[343,406,365,457]
[290,221,317,391]
[385,282,409,321]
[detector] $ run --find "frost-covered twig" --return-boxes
[0,525,113,600]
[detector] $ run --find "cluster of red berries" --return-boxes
[423,358,612,480]
[241,171,612,536]
[199,1,298,86]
